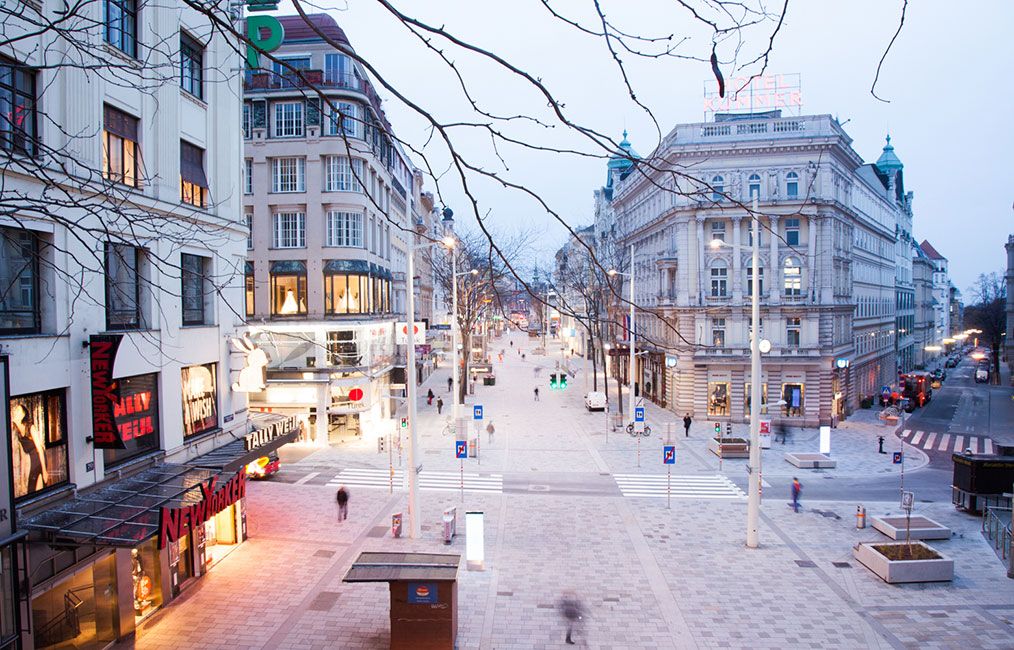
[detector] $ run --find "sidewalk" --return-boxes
[122,330,1014,649]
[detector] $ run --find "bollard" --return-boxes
[856,505,866,529]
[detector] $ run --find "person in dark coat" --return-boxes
[436,397,444,414]
[791,477,802,513]
[559,592,584,645]
[427,388,435,405]
[682,413,692,437]
[336,486,349,521]
[447,376,453,392]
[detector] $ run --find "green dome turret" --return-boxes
[875,134,903,174]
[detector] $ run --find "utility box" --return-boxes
[344,552,461,650]
[951,453,1014,513]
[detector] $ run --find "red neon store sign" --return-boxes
[158,470,247,549]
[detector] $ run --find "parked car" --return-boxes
[975,367,990,383]
[945,357,958,368]
[931,368,946,381]
[246,451,281,479]
[584,391,607,411]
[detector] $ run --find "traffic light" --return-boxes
[559,373,568,389]
[725,422,733,437]
[401,417,408,429]
[550,373,559,389]
[714,422,721,435]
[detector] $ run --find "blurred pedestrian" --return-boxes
[533,387,540,401]
[437,397,444,414]
[559,591,584,645]
[447,376,453,392]
[522,353,526,361]
[682,413,692,437]
[336,485,349,521]
[510,340,513,347]
[791,477,802,513]
[486,421,495,443]
[427,388,434,405]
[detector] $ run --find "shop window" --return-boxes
[745,383,768,415]
[782,383,804,417]
[103,104,139,187]
[10,389,68,500]
[104,0,138,57]
[745,266,763,296]
[179,32,204,100]
[244,262,254,317]
[326,330,361,366]
[786,171,799,198]
[105,242,143,329]
[181,253,210,325]
[785,218,801,246]
[0,227,41,334]
[270,261,307,316]
[132,538,163,621]
[204,503,239,567]
[31,554,118,649]
[0,55,38,156]
[783,257,802,297]
[324,273,372,314]
[104,373,160,467]
[182,363,218,438]
[707,382,730,417]
[711,318,725,347]
[710,261,728,297]
[786,317,801,347]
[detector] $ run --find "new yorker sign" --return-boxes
[244,414,299,452]
[158,470,247,549]
[245,0,285,69]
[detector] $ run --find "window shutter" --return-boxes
[180,141,209,188]
[104,104,138,140]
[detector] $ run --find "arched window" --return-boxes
[786,171,799,198]
[710,260,728,297]
[711,175,724,201]
[748,173,761,199]
[783,257,802,297]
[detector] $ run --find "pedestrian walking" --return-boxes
[533,387,540,401]
[522,353,526,361]
[486,421,495,443]
[682,413,692,437]
[510,340,513,347]
[336,485,349,521]
[427,388,434,405]
[447,376,453,392]
[559,591,584,645]
[437,397,444,414]
[791,477,802,513]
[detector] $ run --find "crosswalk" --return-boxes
[899,430,994,455]
[614,473,746,500]
[327,467,504,494]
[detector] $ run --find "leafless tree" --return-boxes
[965,272,1006,384]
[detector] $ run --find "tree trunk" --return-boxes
[611,343,623,415]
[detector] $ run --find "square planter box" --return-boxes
[853,541,953,583]
[784,452,836,469]
[871,515,951,541]
[708,437,750,458]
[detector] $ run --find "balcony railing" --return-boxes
[244,70,390,131]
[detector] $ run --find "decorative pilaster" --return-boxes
[731,215,743,301]
[768,214,780,303]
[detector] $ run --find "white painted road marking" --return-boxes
[614,474,746,500]
[294,471,320,485]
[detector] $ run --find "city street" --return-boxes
[120,331,1014,649]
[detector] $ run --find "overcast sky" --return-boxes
[280,0,1013,296]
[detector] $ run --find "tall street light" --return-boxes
[608,243,636,427]
[406,233,456,539]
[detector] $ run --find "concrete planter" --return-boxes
[871,515,951,541]
[784,452,836,469]
[708,437,750,458]
[853,541,953,583]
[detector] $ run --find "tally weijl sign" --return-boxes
[245,0,284,69]
[244,415,299,452]
[158,470,247,549]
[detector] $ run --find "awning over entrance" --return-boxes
[343,552,461,583]
[188,412,301,473]
[22,465,220,547]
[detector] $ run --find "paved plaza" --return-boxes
[123,334,1014,649]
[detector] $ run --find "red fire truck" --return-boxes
[900,371,933,409]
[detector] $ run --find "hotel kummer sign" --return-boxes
[90,334,126,449]
[158,469,247,549]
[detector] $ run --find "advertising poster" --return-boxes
[182,363,218,438]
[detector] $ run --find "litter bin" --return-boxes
[442,507,457,544]
[344,552,461,650]
[391,512,403,538]
[468,438,477,458]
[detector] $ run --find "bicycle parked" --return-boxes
[626,423,651,437]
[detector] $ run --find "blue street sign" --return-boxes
[892,451,903,464]
[634,407,645,422]
[473,405,484,421]
[456,441,468,459]
[663,446,675,465]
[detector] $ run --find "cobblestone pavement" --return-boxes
[122,333,1014,649]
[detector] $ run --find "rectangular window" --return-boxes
[786,317,801,347]
[242,103,252,140]
[326,211,364,247]
[180,140,208,208]
[271,268,307,316]
[181,253,209,325]
[182,363,218,438]
[272,101,304,137]
[180,33,204,99]
[746,267,763,296]
[105,242,142,329]
[782,383,804,417]
[326,330,362,366]
[0,227,40,334]
[326,102,359,138]
[707,382,730,417]
[271,157,305,193]
[0,56,38,156]
[710,265,727,297]
[272,212,305,248]
[10,389,69,500]
[103,105,139,187]
[786,175,799,198]
[785,218,800,246]
[245,265,254,317]
[244,159,253,194]
[324,53,353,86]
[104,0,138,58]
[324,156,362,192]
[711,221,726,242]
[245,213,253,250]
[744,383,768,415]
[104,373,160,467]
[272,56,311,88]
[711,318,726,347]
